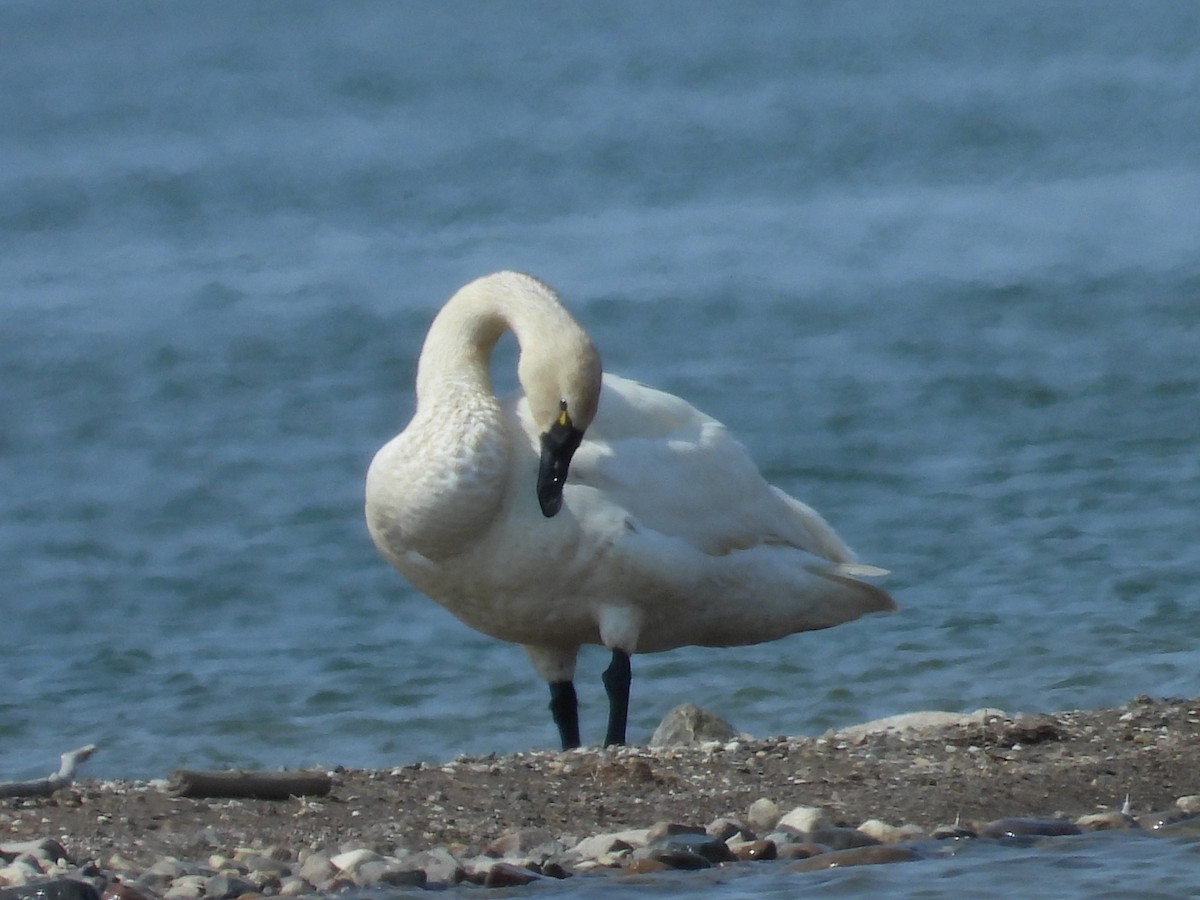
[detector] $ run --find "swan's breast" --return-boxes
[366,390,509,564]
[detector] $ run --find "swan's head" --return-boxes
[537,400,586,518]
[520,324,602,519]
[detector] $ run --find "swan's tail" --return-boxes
[814,562,898,614]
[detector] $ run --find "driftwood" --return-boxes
[168,768,332,800]
[0,744,97,798]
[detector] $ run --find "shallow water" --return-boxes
[3,2,1199,895]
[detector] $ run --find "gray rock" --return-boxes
[276,875,310,896]
[747,798,781,832]
[353,860,426,888]
[777,805,828,834]
[411,848,464,887]
[638,832,736,869]
[296,851,337,889]
[162,875,206,900]
[202,874,256,900]
[649,703,736,747]
[835,709,1006,741]
[0,859,42,887]
[0,841,70,866]
[706,817,754,841]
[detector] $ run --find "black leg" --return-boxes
[602,649,631,747]
[548,680,581,750]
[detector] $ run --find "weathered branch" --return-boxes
[168,768,332,800]
[0,744,97,798]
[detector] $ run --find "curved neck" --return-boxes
[414,272,601,429]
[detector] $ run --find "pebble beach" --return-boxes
[4,695,1200,897]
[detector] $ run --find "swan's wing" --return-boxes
[570,374,860,564]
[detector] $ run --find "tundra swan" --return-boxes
[365,271,896,749]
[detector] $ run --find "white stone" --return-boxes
[1177,795,1200,814]
[163,875,208,900]
[777,805,828,834]
[836,708,1006,740]
[278,875,310,896]
[858,819,925,843]
[0,859,42,887]
[568,828,650,861]
[747,798,781,832]
[330,848,382,873]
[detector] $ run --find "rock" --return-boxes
[788,845,922,871]
[858,819,925,843]
[637,832,736,869]
[276,876,309,896]
[0,842,70,867]
[775,842,826,860]
[649,704,736,747]
[645,821,705,843]
[485,827,558,858]
[777,805,828,834]
[0,880,101,900]
[102,855,139,876]
[202,874,255,900]
[729,840,776,861]
[568,829,648,861]
[1137,809,1196,831]
[807,826,881,850]
[979,817,1083,839]
[482,863,540,887]
[1177,795,1200,814]
[374,865,427,888]
[1075,811,1140,831]
[931,823,977,840]
[411,848,464,887]
[162,875,207,900]
[747,798,781,832]
[836,708,1006,741]
[622,858,673,874]
[705,817,752,841]
[0,859,43,887]
[146,859,191,881]
[329,848,382,876]
[296,851,337,889]
[102,883,156,900]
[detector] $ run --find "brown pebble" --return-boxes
[807,826,880,850]
[623,857,674,874]
[776,842,827,860]
[788,845,922,871]
[980,817,1082,839]
[1076,811,1140,832]
[483,863,541,887]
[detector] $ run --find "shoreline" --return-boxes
[3,695,1200,893]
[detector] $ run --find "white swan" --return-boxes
[365,271,896,749]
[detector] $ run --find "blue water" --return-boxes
[3,1,1200,893]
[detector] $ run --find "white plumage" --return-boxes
[365,271,895,748]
